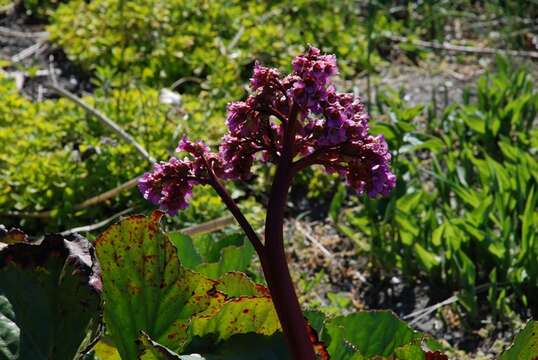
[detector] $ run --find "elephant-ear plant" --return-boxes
[139,46,396,359]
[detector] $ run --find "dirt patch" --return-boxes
[286,219,528,359]
[0,7,92,100]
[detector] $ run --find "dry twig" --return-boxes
[174,215,235,237]
[1,176,141,219]
[11,42,48,63]
[387,34,538,60]
[60,208,134,235]
[0,26,48,39]
[47,83,156,164]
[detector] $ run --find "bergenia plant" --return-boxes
[139,47,396,359]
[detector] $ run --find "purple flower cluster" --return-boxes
[139,47,396,215]
[138,158,195,216]
[289,47,337,113]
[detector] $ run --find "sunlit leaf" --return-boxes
[500,320,538,360]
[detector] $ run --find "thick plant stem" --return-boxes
[211,167,315,358]
[211,102,316,358]
[262,104,316,360]
[261,233,316,360]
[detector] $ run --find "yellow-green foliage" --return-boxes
[46,0,396,167]
[48,0,378,87]
[0,76,178,230]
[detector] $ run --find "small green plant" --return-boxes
[338,58,538,319]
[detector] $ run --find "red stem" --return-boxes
[207,177,265,257]
[208,103,316,358]
[263,103,316,359]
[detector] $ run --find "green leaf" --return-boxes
[461,109,486,134]
[413,243,441,272]
[172,232,255,279]
[196,240,254,279]
[168,233,203,269]
[304,311,326,336]
[95,212,223,359]
[0,233,102,360]
[0,296,19,360]
[323,310,426,359]
[193,233,245,263]
[216,272,267,297]
[396,191,423,214]
[329,183,347,223]
[519,187,536,263]
[431,223,445,247]
[190,296,280,341]
[500,320,538,360]
[454,250,477,315]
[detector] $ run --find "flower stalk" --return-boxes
[138,47,396,359]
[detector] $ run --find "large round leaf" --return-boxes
[323,310,427,359]
[0,233,102,360]
[95,212,223,359]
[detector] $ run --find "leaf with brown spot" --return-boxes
[190,296,280,341]
[216,272,268,297]
[142,332,291,360]
[137,332,185,359]
[95,212,223,359]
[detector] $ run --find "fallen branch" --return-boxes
[405,295,458,326]
[47,83,156,164]
[175,215,235,237]
[11,42,48,63]
[61,211,234,237]
[169,76,203,91]
[295,221,334,259]
[0,26,48,39]
[60,208,134,235]
[387,34,538,60]
[403,282,500,326]
[77,177,141,209]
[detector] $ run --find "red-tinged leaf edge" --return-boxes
[425,351,449,360]
[0,232,102,294]
[0,226,28,249]
[306,318,329,360]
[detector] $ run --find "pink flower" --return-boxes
[139,46,395,215]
